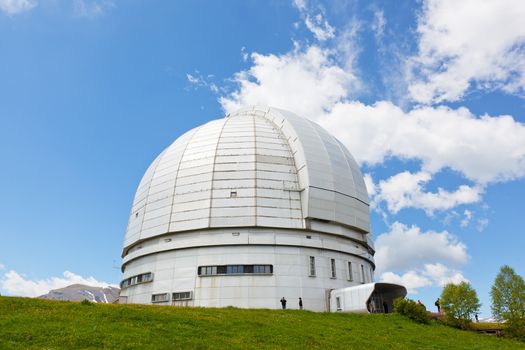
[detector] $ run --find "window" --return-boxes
[336,297,342,311]
[120,272,153,289]
[230,191,237,198]
[198,264,273,276]
[151,293,169,303]
[347,261,353,281]
[370,267,374,282]
[173,291,192,301]
[330,258,336,278]
[360,264,365,284]
[309,256,316,276]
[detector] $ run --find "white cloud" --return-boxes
[219,11,525,215]
[220,44,357,119]
[476,218,489,232]
[73,0,114,18]
[0,0,36,15]
[371,171,483,214]
[0,263,5,270]
[304,13,335,41]
[320,102,525,184]
[371,9,385,42]
[374,222,468,274]
[0,270,117,297]
[293,0,307,11]
[187,72,220,93]
[408,0,525,104]
[380,263,467,293]
[460,209,473,228]
[380,271,431,293]
[423,263,467,286]
[293,0,335,41]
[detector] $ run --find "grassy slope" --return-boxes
[0,297,523,350]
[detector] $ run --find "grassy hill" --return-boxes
[0,297,523,350]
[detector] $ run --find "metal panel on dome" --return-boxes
[265,107,369,233]
[123,106,370,252]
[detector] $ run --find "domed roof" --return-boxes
[124,106,369,250]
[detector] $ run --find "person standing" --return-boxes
[280,297,287,309]
[298,297,303,310]
[435,298,441,313]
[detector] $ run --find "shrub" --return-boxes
[441,282,480,329]
[393,297,430,324]
[81,299,93,306]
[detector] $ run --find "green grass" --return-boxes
[0,297,523,350]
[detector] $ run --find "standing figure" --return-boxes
[299,297,303,310]
[280,297,287,309]
[475,313,479,322]
[435,298,441,313]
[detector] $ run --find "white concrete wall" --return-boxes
[120,233,374,311]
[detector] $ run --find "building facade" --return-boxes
[119,106,376,311]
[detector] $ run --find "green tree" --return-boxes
[491,265,525,339]
[440,281,481,329]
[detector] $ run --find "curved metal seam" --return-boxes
[206,116,231,227]
[166,126,203,231]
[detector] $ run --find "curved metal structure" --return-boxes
[119,106,375,311]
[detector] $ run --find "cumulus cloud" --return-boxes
[0,270,117,297]
[220,45,357,119]
[370,171,483,214]
[408,0,525,104]
[380,263,467,293]
[320,102,525,184]
[374,222,468,274]
[219,5,525,216]
[0,0,36,15]
[73,0,114,18]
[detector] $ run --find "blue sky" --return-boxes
[1,0,524,318]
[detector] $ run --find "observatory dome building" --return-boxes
[119,106,396,311]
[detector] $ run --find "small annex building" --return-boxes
[330,283,407,313]
[119,106,405,312]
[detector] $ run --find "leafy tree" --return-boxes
[440,281,480,329]
[491,265,525,339]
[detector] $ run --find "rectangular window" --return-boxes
[336,297,341,310]
[120,272,154,289]
[151,293,169,303]
[360,264,365,283]
[370,267,374,282]
[330,258,336,278]
[198,264,273,276]
[309,256,316,276]
[173,291,192,301]
[347,261,353,281]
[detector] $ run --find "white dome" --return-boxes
[123,106,370,253]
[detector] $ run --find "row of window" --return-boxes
[309,256,373,283]
[120,272,153,289]
[121,259,372,288]
[198,265,273,276]
[152,291,193,303]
